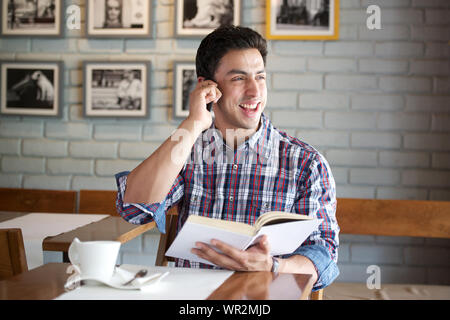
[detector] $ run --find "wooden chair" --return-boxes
[0,188,77,213]
[78,190,119,216]
[322,198,450,300]
[0,228,28,280]
[155,206,179,266]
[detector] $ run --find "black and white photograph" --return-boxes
[1,0,62,36]
[0,61,62,117]
[173,62,196,118]
[83,61,150,118]
[86,0,152,37]
[175,0,240,38]
[266,0,339,40]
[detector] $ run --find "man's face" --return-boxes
[212,48,267,133]
[107,0,120,20]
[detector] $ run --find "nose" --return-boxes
[246,77,260,97]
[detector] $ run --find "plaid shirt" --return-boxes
[116,113,339,290]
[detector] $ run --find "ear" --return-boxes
[197,76,206,83]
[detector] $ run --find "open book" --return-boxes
[165,211,322,266]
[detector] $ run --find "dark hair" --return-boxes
[195,25,267,81]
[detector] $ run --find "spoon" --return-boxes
[123,269,148,286]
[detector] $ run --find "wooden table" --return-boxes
[0,263,314,300]
[0,212,156,262]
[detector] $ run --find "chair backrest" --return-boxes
[337,198,450,239]
[155,206,179,266]
[0,228,28,280]
[78,190,119,216]
[0,188,77,213]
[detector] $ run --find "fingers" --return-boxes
[191,241,242,270]
[197,80,221,104]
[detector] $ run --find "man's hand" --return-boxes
[191,235,273,271]
[186,79,221,132]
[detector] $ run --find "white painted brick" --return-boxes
[431,114,450,132]
[272,41,323,56]
[359,59,409,74]
[375,42,424,57]
[406,95,450,112]
[352,94,404,111]
[379,76,432,93]
[143,124,177,141]
[23,175,71,190]
[369,265,426,284]
[425,43,450,58]
[411,26,450,42]
[379,9,424,24]
[430,189,450,201]
[2,156,45,174]
[22,139,68,157]
[78,39,124,53]
[336,185,376,198]
[0,174,21,188]
[404,133,450,151]
[300,93,349,110]
[338,243,350,263]
[351,244,403,264]
[142,232,161,255]
[152,88,172,106]
[45,122,92,140]
[47,158,92,175]
[266,56,306,72]
[296,130,349,148]
[340,234,377,244]
[119,142,160,159]
[272,74,322,91]
[120,235,143,253]
[340,9,366,24]
[272,110,322,128]
[0,39,29,52]
[94,125,142,141]
[358,25,410,41]
[307,58,357,73]
[325,112,376,129]
[126,39,173,53]
[326,150,377,166]
[379,151,430,168]
[435,77,450,94]
[361,0,411,8]
[71,176,117,190]
[325,75,377,91]
[410,60,450,76]
[0,121,43,138]
[377,187,429,200]
[0,139,20,155]
[350,168,401,185]
[150,106,170,123]
[95,159,141,176]
[31,39,77,53]
[412,0,449,8]
[432,153,450,169]
[351,132,402,149]
[402,169,450,187]
[324,42,373,56]
[377,112,430,131]
[330,167,348,184]
[266,91,297,109]
[120,252,156,266]
[69,141,118,159]
[405,246,450,267]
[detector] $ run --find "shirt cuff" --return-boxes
[281,244,340,291]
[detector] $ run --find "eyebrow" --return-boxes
[226,69,266,76]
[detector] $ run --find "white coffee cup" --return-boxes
[68,237,121,282]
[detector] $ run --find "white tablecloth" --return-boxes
[0,213,109,269]
[56,264,234,300]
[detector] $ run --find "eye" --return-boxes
[231,76,245,81]
[256,74,266,80]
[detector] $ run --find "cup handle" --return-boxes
[68,237,81,274]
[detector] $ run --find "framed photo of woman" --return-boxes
[86,0,152,38]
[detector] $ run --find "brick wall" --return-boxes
[2,0,450,285]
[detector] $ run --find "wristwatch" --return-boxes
[270,256,279,273]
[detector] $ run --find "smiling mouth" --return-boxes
[239,102,259,110]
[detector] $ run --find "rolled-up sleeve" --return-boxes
[115,171,184,233]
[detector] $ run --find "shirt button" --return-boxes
[229,196,234,201]
[233,164,238,170]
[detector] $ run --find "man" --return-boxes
[116,26,339,291]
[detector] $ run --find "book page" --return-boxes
[255,211,312,230]
[166,222,254,266]
[249,219,323,255]
[187,214,255,236]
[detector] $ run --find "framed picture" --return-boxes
[0,61,63,117]
[86,0,152,38]
[83,61,150,118]
[266,0,339,40]
[175,0,241,38]
[1,0,63,37]
[173,61,197,118]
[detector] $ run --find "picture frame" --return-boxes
[175,0,241,38]
[86,0,152,38]
[0,60,63,117]
[1,0,63,37]
[83,61,150,118]
[266,0,339,40]
[173,61,196,119]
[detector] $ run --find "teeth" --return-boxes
[240,103,258,109]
